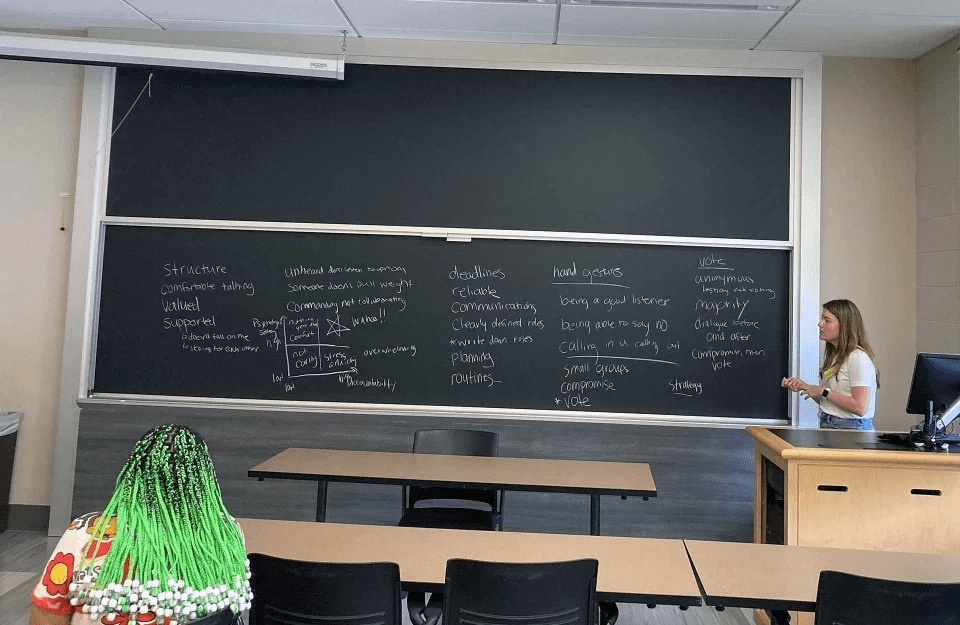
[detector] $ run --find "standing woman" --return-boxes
[783,299,879,430]
[31,424,252,625]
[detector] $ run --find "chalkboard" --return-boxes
[93,225,790,420]
[106,65,791,240]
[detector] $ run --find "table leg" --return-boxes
[592,494,617,624]
[316,480,327,522]
[590,493,600,535]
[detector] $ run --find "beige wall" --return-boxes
[0,59,83,505]
[820,57,918,431]
[916,39,960,355]
[0,50,941,507]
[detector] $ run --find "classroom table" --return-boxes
[684,539,960,619]
[248,447,657,535]
[236,517,701,606]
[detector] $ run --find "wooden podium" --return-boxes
[748,427,960,624]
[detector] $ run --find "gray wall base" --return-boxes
[73,404,755,541]
[4,505,51,532]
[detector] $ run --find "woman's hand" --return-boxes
[782,378,870,416]
[781,377,814,395]
[782,377,822,403]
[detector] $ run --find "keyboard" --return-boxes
[876,431,960,447]
[876,432,919,447]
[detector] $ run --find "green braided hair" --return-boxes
[69,424,252,624]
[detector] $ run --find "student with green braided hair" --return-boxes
[31,424,253,625]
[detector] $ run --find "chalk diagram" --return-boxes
[283,314,357,378]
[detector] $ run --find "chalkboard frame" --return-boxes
[49,48,825,536]
[69,49,823,429]
[91,219,792,421]
[89,216,795,424]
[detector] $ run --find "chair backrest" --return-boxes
[405,429,502,515]
[442,558,599,625]
[190,608,236,625]
[413,428,499,456]
[814,570,960,625]
[247,553,402,625]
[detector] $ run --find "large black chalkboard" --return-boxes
[106,65,791,240]
[93,225,790,419]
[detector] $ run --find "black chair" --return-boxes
[190,608,237,625]
[399,428,503,531]
[247,553,401,625]
[399,429,503,625]
[814,570,960,625]
[442,558,599,625]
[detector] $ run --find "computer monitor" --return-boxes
[905,352,960,445]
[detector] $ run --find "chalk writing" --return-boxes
[97,226,789,419]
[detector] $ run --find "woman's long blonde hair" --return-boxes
[821,299,879,387]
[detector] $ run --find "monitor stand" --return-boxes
[913,400,945,448]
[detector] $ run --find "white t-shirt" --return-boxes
[820,348,877,421]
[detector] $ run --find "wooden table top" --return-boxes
[747,426,960,466]
[248,447,657,497]
[685,539,960,612]
[236,517,698,605]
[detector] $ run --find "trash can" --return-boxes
[0,411,22,534]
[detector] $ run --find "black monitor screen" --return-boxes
[906,353,960,416]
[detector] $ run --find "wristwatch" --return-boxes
[821,388,830,399]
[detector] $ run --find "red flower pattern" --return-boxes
[41,552,75,596]
[101,612,131,625]
[135,612,158,625]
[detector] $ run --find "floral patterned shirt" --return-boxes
[33,512,158,625]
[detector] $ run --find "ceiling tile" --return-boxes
[129,0,347,26]
[565,0,788,6]
[0,0,957,62]
[154,19,349,37]
[339,0,557,38]
[755,39,933,59]
[791,0,960,18]
[558,5,781,41]
[558,33,756,49]
[0,0,154,29]
[353,27,555,44]
[767,12,960,48]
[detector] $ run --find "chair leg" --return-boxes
[422,592,443,625]
[599,601,619,625]
[407,592,428,625]
[407,591,443,625]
